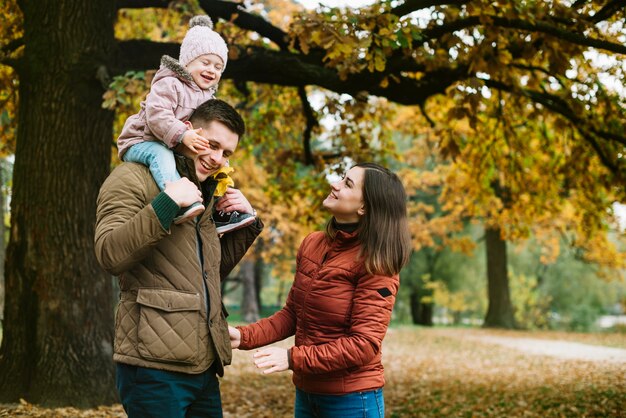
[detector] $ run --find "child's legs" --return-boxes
[123,141,180,191]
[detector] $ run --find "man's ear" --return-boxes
[184,120,193,129]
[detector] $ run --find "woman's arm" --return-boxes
[290,272,399,375]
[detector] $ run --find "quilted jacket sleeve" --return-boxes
[94,164,169,275]
[236,241,304,349]
[219,218,264,281]
[144,77,188,148]
[290,272,399,375]
[237,286,298,350]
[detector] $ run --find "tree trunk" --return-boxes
[0,160,5,322]
[240,260,260,323]
[254,255,263,315]
[410,290,433,326]
[483,226,517,329]
[0,0,118,406]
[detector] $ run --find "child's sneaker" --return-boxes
[174,202,205,224]
[214,210,255,234]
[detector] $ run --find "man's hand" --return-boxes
[181,128,210,153]
[164,178,202,208]
[253,347,289,375]
[229,326,241,349]
[215,188,254,215]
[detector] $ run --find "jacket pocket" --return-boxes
[136,288,201,365]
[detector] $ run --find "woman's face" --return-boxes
[322,166,365,223]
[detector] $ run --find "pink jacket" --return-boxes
[117,55,217,158]
[237,230,399,395]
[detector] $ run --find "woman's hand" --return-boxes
[253,347,289,374]
[228,325,241,349]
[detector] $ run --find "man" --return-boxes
[95,99,263,418]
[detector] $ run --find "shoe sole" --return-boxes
[174,205,205,225]
[215,216,256,234]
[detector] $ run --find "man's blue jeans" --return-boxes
[116,363,223,418]
[123,141,179,191]
[294,387,384,418]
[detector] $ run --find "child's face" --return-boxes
[186,53,224,90]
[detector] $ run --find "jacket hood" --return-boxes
[154,55,218,96]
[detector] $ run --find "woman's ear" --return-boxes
[357,206,365,216]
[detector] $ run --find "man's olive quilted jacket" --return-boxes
[95,160,262,376]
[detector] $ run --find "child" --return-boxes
[116,15,255,231]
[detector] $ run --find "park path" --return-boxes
[462,333,626,363]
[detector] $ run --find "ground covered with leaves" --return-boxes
[1,327,624,417]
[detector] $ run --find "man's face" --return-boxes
[186,120,239,182]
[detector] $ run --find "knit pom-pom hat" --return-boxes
[179,15,228,69]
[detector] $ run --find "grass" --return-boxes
[0,326,624,417]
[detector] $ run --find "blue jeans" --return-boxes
[116,363,223,418]
[295,387,384,418]
[124,141,179,191]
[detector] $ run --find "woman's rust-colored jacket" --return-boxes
[237,229,399,395]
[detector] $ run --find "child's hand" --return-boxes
[182,128,210,153]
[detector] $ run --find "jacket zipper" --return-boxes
[195,220,210,323]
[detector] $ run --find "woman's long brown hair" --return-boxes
[326,163,412,276]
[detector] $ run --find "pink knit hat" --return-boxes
[179,15,228,69]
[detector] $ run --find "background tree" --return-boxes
[0,0,118,407]
[1,0,625,406]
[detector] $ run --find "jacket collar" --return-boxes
[160,55,218,96]
[173,153,218,205]
[161,55,194,84]
[331,227,360,250]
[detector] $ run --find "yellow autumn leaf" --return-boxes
[212,166,235,197]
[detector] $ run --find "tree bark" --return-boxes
[410,290,434,326]
[240,260,260,323]
[0,159,5,322]
[254,256,263,314]
[483,226,517,329]
[0,0,118,406]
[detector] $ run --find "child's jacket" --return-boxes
[117,55,216,158]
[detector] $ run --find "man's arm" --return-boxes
[217,187,263,280]
[219,217,264,280]
[94,164,202,275]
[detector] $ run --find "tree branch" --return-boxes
[418,15,626,55]
[484,79,624,176]
[116,0,170,8]
[1,37,24,55]
[590,0,626,23]
[117,0,291,49]
[112,40,179,73]
[390,0,470,18]
[113,41,468,105]
[197,0,290,49]
[1,37,24,69]
[298,86,318,165]
[491,16,626,54]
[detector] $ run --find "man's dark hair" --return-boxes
[190,99,246,138]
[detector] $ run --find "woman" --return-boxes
[229,162,412,417]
